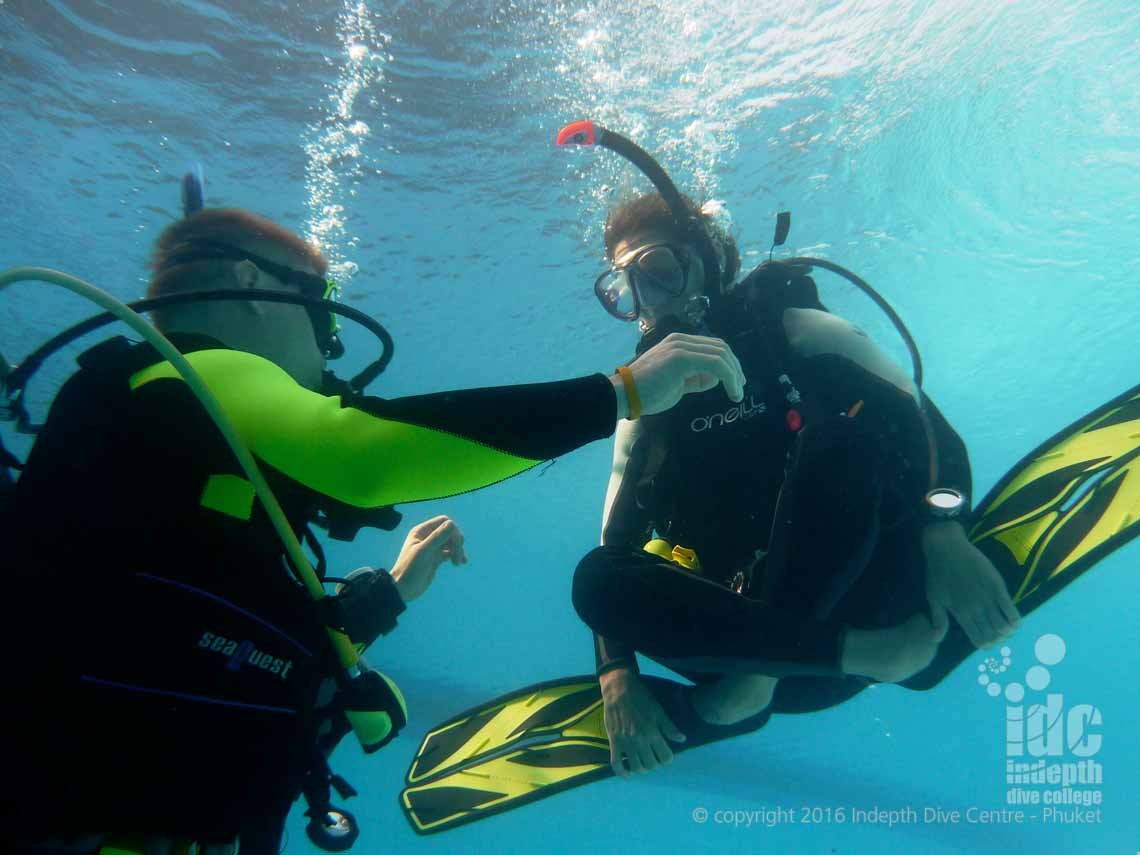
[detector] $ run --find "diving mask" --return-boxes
[594,243,692,321]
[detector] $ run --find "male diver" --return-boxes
[1,206,745,853]
[561,124,1021,778]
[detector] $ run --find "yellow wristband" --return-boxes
[615,365,641,420]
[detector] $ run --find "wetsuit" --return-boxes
[3,334,618,851]
[572,261,972,715]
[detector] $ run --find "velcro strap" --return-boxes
[316,569,406,647]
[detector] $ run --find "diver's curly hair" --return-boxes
[603,192,740,288]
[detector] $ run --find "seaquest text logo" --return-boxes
[198,631,295,680]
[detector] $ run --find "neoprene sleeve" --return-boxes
[130,348,617,508]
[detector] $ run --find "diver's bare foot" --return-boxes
[690,675,777,725]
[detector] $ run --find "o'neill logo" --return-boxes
[691,394,767,433]
[198,631,295,680]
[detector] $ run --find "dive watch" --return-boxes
[925,487,966,520]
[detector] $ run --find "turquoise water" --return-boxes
[2,1,1138,853]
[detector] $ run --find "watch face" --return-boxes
[927,488,965,515]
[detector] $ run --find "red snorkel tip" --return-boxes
[556,120,599,147]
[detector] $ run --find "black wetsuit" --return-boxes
[3,335,618,851]
[572,262,972,716]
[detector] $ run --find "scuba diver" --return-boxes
[394,124,1133,837]
[0,198,746,855]
[558,122,1022,777]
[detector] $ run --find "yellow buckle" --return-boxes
[643,539,701,572]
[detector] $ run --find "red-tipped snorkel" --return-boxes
[556,120,723,297]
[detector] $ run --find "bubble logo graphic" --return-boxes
[977,633,1066,704]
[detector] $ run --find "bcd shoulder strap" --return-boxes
[727,259,827,364]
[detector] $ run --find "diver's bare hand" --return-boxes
[841,612,948,683]
[612,333,745,418]
[599,667,686,778]
[923,521,1020,649]
[390,515,468,602]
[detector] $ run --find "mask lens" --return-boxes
[633,246,686,295]
[596,270,638,320]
